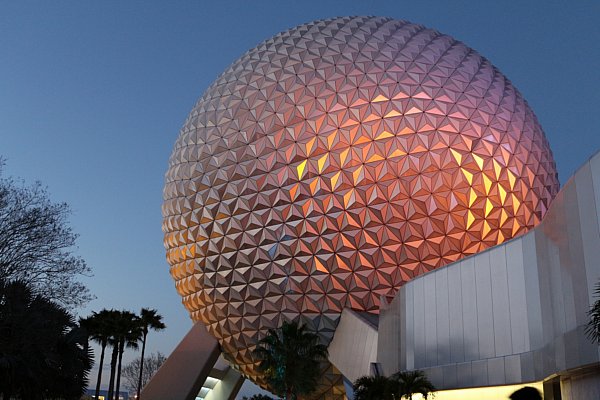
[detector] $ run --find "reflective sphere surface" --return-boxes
[163,16,559,396]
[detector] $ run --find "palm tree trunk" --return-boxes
[115,338,125,400]
[94,342,107,400]
[107,344,118,400]
[137,332,148,399]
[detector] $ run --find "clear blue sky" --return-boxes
[1,0,598,395]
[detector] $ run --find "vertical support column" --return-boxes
[141,322,220,400]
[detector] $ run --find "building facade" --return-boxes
[331,152,600,399]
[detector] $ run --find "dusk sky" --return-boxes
[1,1,599,396]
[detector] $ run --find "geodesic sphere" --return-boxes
[162,16,559,392]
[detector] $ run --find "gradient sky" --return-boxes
[1,1,599,396]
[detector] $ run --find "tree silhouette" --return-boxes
[392,370,435,400]
[0,279,92,399]
[254,320,328,400]
[105,310,141,400]
[585,280,600,344]
[122,352,166,395]
[136,308,165,399]
[81,309,120,400]
[0,161,91,307]
[115,311,141,400]
[353,375,397,400]
[242,395,277,400]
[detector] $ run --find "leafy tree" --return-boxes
[585,280,600,344]
[122,352,166,395]
[353,375,397,400]
[392,370,435,400]
[0,161,92,307]
[136,308,166,399]
[0,279,92,399]
[81,309,120,400]
[253,320,328,400]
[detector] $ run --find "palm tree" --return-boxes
[105,310,140,400]
[81,309,119,400]
[136,308,166,399]
[107,328,120,400]
[353,375,397,400]
[392,370,435,400]
[48,321,94,400]
[112,311,141,400]
[585,280,600,344]
[253,320,328,400]
[0,279,92,399]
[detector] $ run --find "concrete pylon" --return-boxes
[141,322,220,400]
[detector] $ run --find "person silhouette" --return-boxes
[509,386,542,400]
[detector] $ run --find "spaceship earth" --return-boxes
[162,16,559,397]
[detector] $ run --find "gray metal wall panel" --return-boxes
[505,239,529,354]
[460,258,479,361]
[522,232,544,350]
[424,273,438,366]
[504,355,522,384]
[590,155,600,270]
[533,230,558,348]
[520,352,535,383]
[404,283,414,371]
[399,285,415,370]
[412,277,426,368]
[475,251,495,359]
[447,263,464,363]
[397,291,405,374]
[456,362,472,388]
[533,350,545,379]
[578,161,600,307]
[575,164,600,316]
[487,357,505,386]
[426,367,443,389]
[435,267,450,366]
[563,328,579,369]
[539,231,566,340]
[442,364,458,388]
[564,179,589,327]
[544,184,578,335]
[489,246,512,356]
[554,326,567,372]
[471,359,488,387]
[377,302,390,374]
[366,328,378,373]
